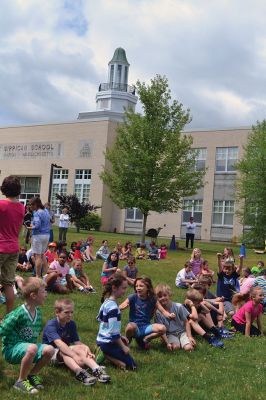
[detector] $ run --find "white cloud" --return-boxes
[1,0,266,128]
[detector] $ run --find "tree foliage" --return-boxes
[56,194,100,232]
[100,75,205,241]
[236,120,266,246]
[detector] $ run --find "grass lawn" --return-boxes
[0,228,265,400]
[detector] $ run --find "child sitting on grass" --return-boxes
[44,253,73,294]
[123,256,138,286]
[199,260,215,283]
[155,284,195,351]
[42,298,110,385]
[135,244,147,260]
[175,261,198,288]
[0,277,55,394]
[120,276,174,350]
[216,254,244,316]
[231,287,264,336]
[184,289,224,348]
[97,273,136,370]
[69,259,96,293]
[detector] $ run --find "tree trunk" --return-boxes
[76,220,80,233]
[141,213,148,243]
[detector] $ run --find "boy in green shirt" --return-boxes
[0,277,54,394]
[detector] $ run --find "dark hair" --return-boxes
[101,273,127,303]
[184,261,192,268]
[243,268,252,275]
[134,276,155,300]
[124,241,132,249]
[70,242,77,250]
[0,175,21,197]
[106,251,119,268]
[29,197,44,209]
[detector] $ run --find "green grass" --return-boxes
[0,228,265,400]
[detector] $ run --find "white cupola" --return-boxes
[95,48,138,113]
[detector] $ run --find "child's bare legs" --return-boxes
[216,303,225,328]
[18,344,54,381]
[198,312,215,329]
[105,355,126,369]
[46,273,69,294]
[125,322,138,342]
[70,345,99,370]
[4,284,15,314]
[30,346,55,375]
[143,324,166,343]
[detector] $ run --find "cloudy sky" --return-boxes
[1,0,266,129]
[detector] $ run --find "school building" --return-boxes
[0,48,250,242]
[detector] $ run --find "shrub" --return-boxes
[79,213,102,231]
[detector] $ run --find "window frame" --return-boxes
[125,207,143,221]
[182,199,203,224]
[212,200,235,227]
[215,147,238,173]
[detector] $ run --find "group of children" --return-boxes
[0,242,265,394]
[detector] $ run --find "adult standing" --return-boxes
[58,207,70,242]
[0,176,25,314]
[44,202,55,242]
[185,216,196,249]
[29,197,50,278]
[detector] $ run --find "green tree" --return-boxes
[100,75,205,242]
[236,120,266,247]
[56,194,100,233]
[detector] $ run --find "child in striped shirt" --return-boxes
[96,273,136,370]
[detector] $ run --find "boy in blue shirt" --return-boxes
[42,299,110,385]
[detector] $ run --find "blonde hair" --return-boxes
[186,288,203,303]
[22,277,46,299]
[198,275,212,286]
[191,248,201,260]
[54,298,74,312]
[155,284,172,297]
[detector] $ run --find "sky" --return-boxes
[1,0,266,129]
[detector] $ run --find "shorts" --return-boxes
[224,301,234,314]
[31,234,49,255]
[135,324,153,338]
[0,253,18,285]
[167,332,190,348]
[50,346,74,365]
[3,343,46,364]
[101,276,109,286]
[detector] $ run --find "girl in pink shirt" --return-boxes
[232,287,264,336]
[45,253,72,294]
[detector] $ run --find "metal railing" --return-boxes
[98,82,135,94]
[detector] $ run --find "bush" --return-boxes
[79,213,102,231]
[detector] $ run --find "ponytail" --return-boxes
[101,273,127,303]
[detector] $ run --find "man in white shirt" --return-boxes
[185,216,196,249]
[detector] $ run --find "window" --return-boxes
[194,148,207,171]
[117,64,122,83]
[74,169,91,203]
[110,65,114,84]
[125,208,143,221]
[75,169,91,180]
[216,147,238,172]
[212,200,234,226]
[51,169,68,213]
[53,169,68,180]
[182,200,203,223]
[20,177,40,194]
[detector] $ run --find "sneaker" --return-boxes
[28,375,44,389]
[92,366,111,383]
[75,369,97,386]
[208,337,224,348]
[14,379,39,394]
[219,329,234,339]
[95,349,105,364]
[88,287,96,293]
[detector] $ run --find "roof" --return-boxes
[109,47,129,65]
